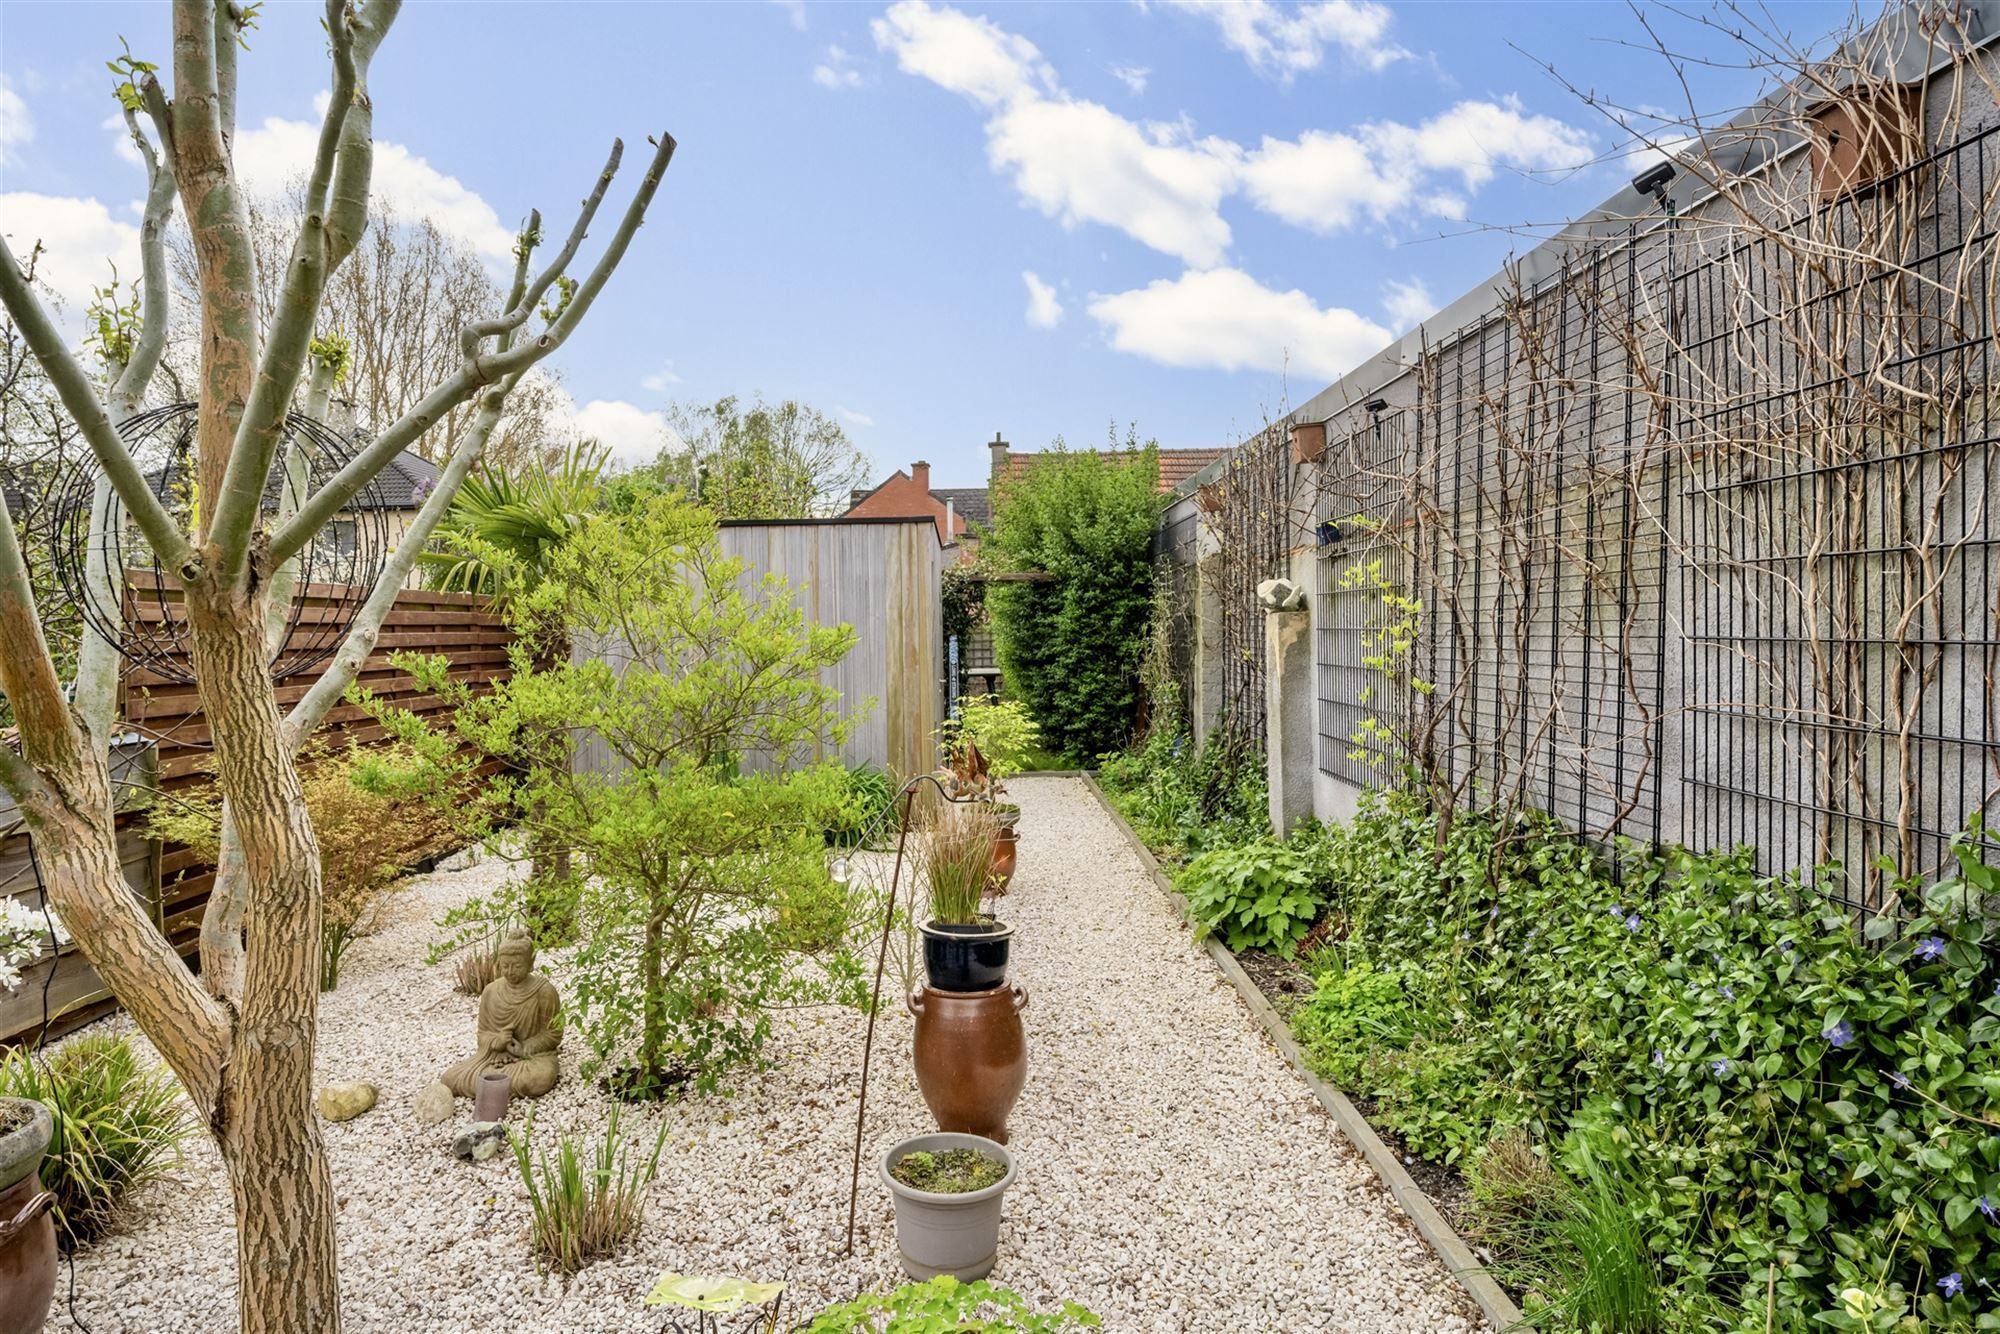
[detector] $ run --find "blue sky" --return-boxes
[0,1,1850,487]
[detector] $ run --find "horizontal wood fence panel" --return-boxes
[0,579,513,1047]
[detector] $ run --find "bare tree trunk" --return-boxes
[185,579,340,1332]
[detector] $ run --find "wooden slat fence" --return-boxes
[1,577,512,1046]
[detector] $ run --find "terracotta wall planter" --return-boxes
[1290,421,1327,464]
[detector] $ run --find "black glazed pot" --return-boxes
[920,919,1013,993]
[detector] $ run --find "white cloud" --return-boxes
[875,4,1591,262]
[0,193,142,340]
[1022,269,1062,327]
[1110,65,1150,95]
[1373,95,1595,190]
[838,406,875,427]
[564,397,669,467]
[1087,267,1390,381]
[774,0,808,30]
[987,99,1239,266]
[871,0,1054,109]
[1165,0,1409,78]
[874,0,1237,266]
[1383,277,1434,331]
[1242,98,1595,234]
[639,363,682,392]
[813,45,864,90]
[1239,129,1409,231]
[1,79,32,166]
[234,111,516,262]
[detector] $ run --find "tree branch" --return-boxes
[459,142,622,360]
[170,0,259,543]
[284,223,538,744]
[0,233,192,572]
[271,131,677,565]
[325,0,401,276]
[109,106,176,417]
[0,486,229,1106]
[207,0,357,573]
[0,490,73,772]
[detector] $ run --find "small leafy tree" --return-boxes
[362,493,870,1096]
[986,430,1160,761]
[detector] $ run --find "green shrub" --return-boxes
[803,1276,1099,1332]
[1176,839,1321,955]
[1099,724,1267,859]
[941,694,1043,779]
[1290,963,1412,1089]
[1284,789,2000,1328]
[824,764,894,849]
[511,1105,665,1273]
[0,1033,193,1247]
[985,431,1159,762]
[360,495,870,1097]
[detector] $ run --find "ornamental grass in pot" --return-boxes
[918,800,1009,993]
[879,1132,1017,1281]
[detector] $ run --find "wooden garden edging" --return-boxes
[1080,772,1530,1334]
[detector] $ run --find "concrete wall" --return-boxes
[1152,16,2000,889]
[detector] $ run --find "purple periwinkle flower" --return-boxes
[1779,939,1796,955]
[1609,905,1625,920]
[1916,936,1948,962]
[1979,1196,1997,1223]
[1720,984,1736,1000]
[1625,913,1642,932]
[1940,1273,1965,1298]
[1711,1058,1731,1077]
[1889,1070,1911,1090]
[1823,1019,1855,1049]
[1652,1049,1666,1068]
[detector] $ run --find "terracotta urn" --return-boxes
[908,982,1028,1145]
[989,826,1019,895]
[0,1098,56,1334]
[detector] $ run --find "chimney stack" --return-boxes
[911,460,931,492]
[987,431,1009,485]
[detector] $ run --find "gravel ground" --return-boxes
[47,775,1485,1333]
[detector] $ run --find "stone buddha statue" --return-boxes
[438,930,563,1100]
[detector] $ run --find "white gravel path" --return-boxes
[46,775,1484,1333]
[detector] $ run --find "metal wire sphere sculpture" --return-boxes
[46,403,394,684]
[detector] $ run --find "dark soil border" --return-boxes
[1078,773,1528,1333]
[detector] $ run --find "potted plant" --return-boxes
[878,1132,1017,1281]
[0,1096,56,1333]
[919,800,1009,992]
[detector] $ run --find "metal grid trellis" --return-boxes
[1151,506,1200,729]
[1207,427,1291,759]
[1315,408,1413,785]
[1312,235,1672,852]
[1674,118,2000,904]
